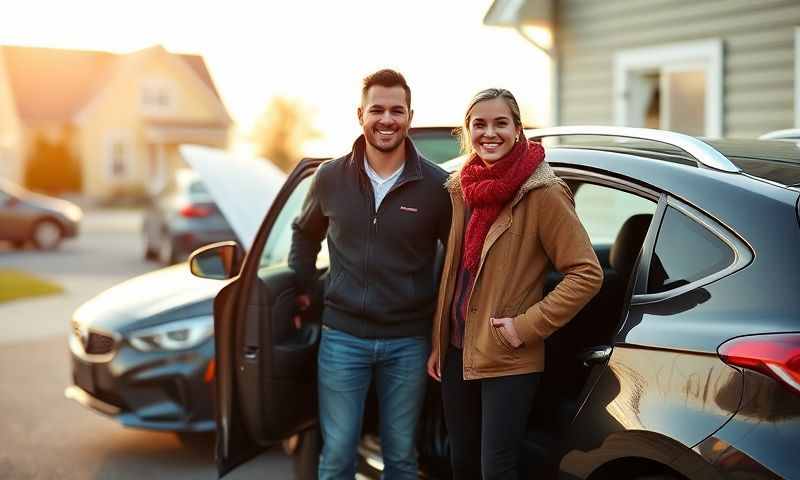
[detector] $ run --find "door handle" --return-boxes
[580,346,612,367]
[244,346,259,360]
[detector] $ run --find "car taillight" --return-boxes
[180,204,212,218]
[718,333,800,395]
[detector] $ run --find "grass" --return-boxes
[0,269,63,304]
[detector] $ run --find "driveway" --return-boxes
[0,207,291,479]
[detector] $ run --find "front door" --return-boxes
[216,158,326,477]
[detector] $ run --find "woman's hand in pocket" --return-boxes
[491,317,523,348]
[427,350,441,382]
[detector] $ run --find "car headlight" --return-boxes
[128,316,214,352]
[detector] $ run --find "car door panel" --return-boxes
[216,158,325,478]
[236,267,319,447]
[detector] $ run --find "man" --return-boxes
[289,69,452,479]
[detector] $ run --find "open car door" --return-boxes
[214,158,326,477]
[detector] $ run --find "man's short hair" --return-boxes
[362,69,411,110]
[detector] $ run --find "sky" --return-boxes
[0,0,551,155]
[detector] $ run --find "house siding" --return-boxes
[0,49,23,183]
[556,0,800,137]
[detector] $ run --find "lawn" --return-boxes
[0,269,63,303]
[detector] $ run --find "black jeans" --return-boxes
[441,346,541,480]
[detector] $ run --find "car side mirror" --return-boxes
[189,241,245,280]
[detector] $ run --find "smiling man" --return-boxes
[289,69,452,479]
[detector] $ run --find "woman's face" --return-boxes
[468,97,521,164]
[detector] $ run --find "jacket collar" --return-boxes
[349,135,424,184]
[445,159,559,206]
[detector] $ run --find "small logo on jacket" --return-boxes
[400,206,418,213]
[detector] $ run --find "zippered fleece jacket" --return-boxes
[289,135,452,338]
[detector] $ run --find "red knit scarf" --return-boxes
[460,139,545,275]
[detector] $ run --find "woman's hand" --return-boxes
[427,350,441,382]
[491,317,523,348]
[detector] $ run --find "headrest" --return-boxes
[609,214,653,276]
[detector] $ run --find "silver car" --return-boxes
[142,169,236,265]
[0,178,82,250]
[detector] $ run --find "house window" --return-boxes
[140,79,175,114]
[614,39,723,137]
[106,134,134,181]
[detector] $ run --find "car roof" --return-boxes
[547,137,800,188]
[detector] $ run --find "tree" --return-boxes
[24,129,82,194]
[251,96,320,173]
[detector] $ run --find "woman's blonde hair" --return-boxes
[456,88,523,154]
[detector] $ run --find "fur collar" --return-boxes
[445,160,559,205]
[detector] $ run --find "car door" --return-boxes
[215,158,326,477]
[560,194,751,478]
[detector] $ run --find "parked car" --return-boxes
[407,126,461,164]
[142,169,237,265]
[759,128,800,141]
[65,146,286,434]
[190,126,800,479]
[0,178,82,249]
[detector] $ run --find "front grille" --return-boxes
[85,332,115,355]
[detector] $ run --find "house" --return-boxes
[0,44,232,199]
[484,0,800,138]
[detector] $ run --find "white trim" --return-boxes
[795,27,800,128]
[614,39,724,137]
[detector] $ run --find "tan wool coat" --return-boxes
[432,161,604,380]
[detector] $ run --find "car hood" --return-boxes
[179,145,287,248]
[22,192,82,221]
[72,264,227,333]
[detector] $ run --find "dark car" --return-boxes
[192,126,800,479]
[142,169,237,265]
[65,146,287,435]
[0,178,82,249]
[407,126,461,164]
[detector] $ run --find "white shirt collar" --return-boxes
[364,156,404,184]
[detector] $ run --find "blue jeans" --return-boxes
[317,326,429,480]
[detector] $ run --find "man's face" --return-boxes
[358,85,413,154]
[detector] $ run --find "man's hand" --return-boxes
[426,350,441,382]
[293,294,311,329]
[491,317,523,348]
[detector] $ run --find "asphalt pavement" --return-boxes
[0,208,292,479]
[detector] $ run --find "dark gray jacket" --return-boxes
[289,135,452,338]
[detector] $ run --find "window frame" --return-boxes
[631,196,753,306]
[614,39,724,137]
[795,27,800,128]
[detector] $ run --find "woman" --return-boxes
[426,88,603,479]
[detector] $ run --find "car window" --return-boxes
[647,206,734,294]
[259,174,328,270]
[574,183,656,244]
[188,180,208,195]
[412,136,461,164]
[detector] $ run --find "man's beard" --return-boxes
[365,130,405,153]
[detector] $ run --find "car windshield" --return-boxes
[409,129,461,164]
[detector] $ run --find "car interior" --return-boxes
[232,172,659,477]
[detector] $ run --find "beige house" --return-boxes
[485,0,800,138]
[0,44,232,199]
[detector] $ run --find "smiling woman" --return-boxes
[0,268,62,303]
